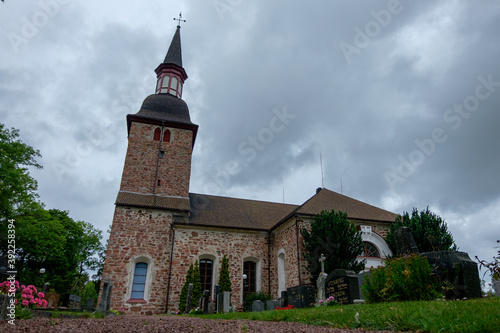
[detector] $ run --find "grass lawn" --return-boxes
[194,297,500,332]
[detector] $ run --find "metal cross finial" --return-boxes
[173,12,186,27]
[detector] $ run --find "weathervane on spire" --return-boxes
[173,12,186,27]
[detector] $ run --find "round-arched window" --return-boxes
[362,242,380,258]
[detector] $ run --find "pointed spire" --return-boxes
[163,25,183,67]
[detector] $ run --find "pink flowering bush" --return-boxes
[0,280,20,294]
[19,284,48,308]
[0,281,48,308]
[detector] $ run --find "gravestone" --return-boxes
[98,278,113,311]
[223,291,230,313]
[216,293,222,313]
[287,284,315,308]
[208,302,215,314]
[493,277,500,297]
[184,283,193,314]
[421,251,482,299]
[325,270,360,304]
[252,300,264,312]
[63,294,82,310]
[280,291,288,307]
[0,294,9,321]
[357,271,369,299]
[393,226,419,256]
[45,293,60,308]
[202,290,210,314]
[86,298,95,311]
[266,300,279,311]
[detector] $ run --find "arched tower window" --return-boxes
[199,259,213,296]
[131,262,148,299]
[163,129,171,142]
[153,128,161,141]
[361,242,380,258]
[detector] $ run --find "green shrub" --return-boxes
[243,291,273,312]
[362,254,441,303]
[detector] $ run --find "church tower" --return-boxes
[100,23,197,315]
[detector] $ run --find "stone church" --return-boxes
[99,25,397,315]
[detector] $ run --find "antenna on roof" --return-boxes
[320,152,324,188]
[283,186,285,203]
[340,178,343,194]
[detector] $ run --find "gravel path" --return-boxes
[1,315,389,332]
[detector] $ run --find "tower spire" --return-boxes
[154,20,188,97]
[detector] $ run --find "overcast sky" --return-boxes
[1,0,499,286]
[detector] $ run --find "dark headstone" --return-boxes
[203,290,210,314]
[394,226,419,256]
[98,278,112,311]
[0,295,9,321]
[217,293,223,313]
[287,284,315,308]
[280,291,288,307]
[251,300,264,312]
[357,271,369,300]
[86,298,95,311]
[266,300,278,311]
[325,270,360,304]
[208,302,215,314]
[421,251,482,299]
[63,294,81,310]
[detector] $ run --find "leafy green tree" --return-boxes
[301,210,365,278]
[178,263,194,313]
[0,124,41,222]
[386,207,457,254]
[0,124,103,294]
[218,254,232,293]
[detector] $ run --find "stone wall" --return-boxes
[99,206,174,315]
[168,226,269,311]
[119,122,193,198]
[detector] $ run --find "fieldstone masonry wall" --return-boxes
[120,122,193,198]
[100,206,174,315]
[169,227,269,311]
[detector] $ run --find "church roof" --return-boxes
[171,189,397,231]
[294,188,398,222]
[177,193,299,231]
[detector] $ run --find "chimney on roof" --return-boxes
[316,187,322,194]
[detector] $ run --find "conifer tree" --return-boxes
[192,260,203,307]
[301,209,365,278]
[178,263,194,313]
[218,254,232,293]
